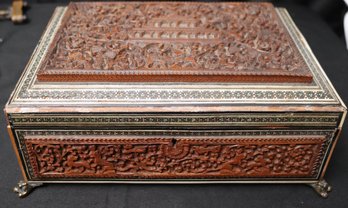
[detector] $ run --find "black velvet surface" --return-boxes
[2,0,347,39]
[1,3,348,208]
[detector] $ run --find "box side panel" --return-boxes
[6,123,28,181]
[319,109,347,179]
[7,111,342,182]
[10,128,336,182]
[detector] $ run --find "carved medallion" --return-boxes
[36,2,312,83]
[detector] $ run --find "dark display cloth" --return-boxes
[0,3,348,208]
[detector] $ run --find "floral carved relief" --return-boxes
[37,2,312,82]
[25,137,326,179]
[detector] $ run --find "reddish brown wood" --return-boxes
[25,136,326,179]
[37,2,312,83]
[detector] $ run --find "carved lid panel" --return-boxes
[36,2,312,83]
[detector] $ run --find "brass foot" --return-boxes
[13,180,43,198]
[309,179,332,198]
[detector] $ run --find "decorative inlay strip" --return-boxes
[10,113,340,127]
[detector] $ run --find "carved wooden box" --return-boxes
[4,2,346,198]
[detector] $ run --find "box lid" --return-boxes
[5,2,346,113]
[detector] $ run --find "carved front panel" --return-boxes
[24,136,328,180]
[37,2,312,83]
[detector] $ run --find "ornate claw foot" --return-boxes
[309,179,332,198]
[13,181,43,198]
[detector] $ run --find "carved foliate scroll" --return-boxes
[25,137,326,179]
[37,2,312,83]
